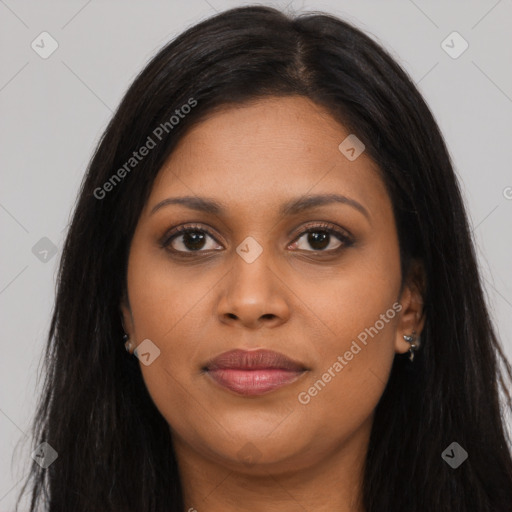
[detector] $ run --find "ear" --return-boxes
[119,290,135,339]
[395,259,426,355]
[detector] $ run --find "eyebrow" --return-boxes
[150,193,370,221]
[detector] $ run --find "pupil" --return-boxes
[181,230,331,251]
[184,231,205,251]
[308,231,329,250]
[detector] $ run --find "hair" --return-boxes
[15,5,512,512]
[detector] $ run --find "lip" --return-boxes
[204,349,308,396]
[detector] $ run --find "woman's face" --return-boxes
[121,95,422,476]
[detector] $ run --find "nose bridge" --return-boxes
[217,236,290,327]
[230,236,275,302]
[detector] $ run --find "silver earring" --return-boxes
[123,333,133,353]
[403,330,420,362]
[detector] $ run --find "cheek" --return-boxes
[293,238,401,426]
[293,298,399,452]
[295,297,399,430]
[124,241,222,419]
[294,232,401,362]
[126,237,215,343]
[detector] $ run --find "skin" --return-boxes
[121,95,425,512]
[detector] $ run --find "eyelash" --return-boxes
[160,222,354,256]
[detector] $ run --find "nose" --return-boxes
[216,248,291,329]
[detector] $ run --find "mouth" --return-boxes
[203,349,308,397]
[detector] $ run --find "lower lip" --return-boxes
[206,368,305,396]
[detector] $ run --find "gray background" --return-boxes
[1,0,511,509]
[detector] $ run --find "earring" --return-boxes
[123,333,133,354]
[403,330,420,362]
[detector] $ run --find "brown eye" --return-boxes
[162,225,223,253]
[161,222,353,256]
[289,223,353,252]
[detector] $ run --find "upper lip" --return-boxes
[204,349,307,371]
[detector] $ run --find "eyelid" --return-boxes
[160,223,222,248]
[160,221,354,253]
[289,221,354,244]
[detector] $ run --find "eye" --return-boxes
[288,222,353,252]
[160,221,354,256]
[161,224,223,253]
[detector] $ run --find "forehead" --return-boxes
[145,95,390,220]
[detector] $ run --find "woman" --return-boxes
[17,5,512,511]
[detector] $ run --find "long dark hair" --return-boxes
[16,5,512,511]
